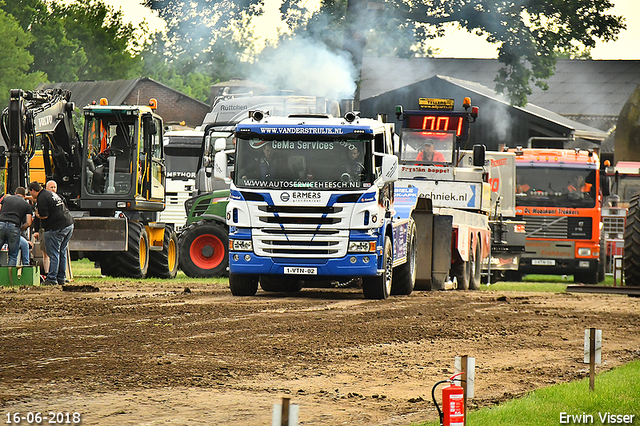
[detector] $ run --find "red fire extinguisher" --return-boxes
[432,372,465,426]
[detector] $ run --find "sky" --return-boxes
[103,0,640,60]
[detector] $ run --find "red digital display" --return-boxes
[405,112,470,141]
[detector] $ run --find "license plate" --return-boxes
[284,267,317,275]
[532,259,555,266]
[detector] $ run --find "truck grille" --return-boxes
[247,201,355,258]
[524,216,592,240]
[603,216,625,237]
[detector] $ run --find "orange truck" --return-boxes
[507,148,606,283]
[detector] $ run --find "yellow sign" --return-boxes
[419,98,455,111]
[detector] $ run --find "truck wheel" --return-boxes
[362,235,393,299]
[178,221,228,278]
[229,273,259,296]
[452,256,471,290]
[260,275,302,292]
[147,226,179,279]
[102,221,149,278]
[574,269,598,284]
[391,222,416,295]
[469,239,482,290]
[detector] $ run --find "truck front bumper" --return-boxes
[229,252,379,277]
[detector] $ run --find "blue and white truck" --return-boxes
[214,110,418,299]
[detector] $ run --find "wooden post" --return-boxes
[589,328,596,391]
[461,355,468,426]
[281,397,290,426]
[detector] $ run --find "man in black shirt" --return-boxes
[28,181,74,285]
[0,189,33,266]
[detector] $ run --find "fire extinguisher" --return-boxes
[432,372,465,426]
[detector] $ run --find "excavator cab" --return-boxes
[80,99,165,212]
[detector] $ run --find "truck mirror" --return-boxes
[473,144,486,167]
[149,121,157,135]
[381,153,398,183]
[214,137,227,151]
[214,151,230,182]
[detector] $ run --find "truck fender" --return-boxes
[455,224,471,262]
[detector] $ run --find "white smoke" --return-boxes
[249,36,358,101]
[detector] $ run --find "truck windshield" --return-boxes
[399,130,455,164]
[84,116,136,195]
[516,166,596,208]
[234,137,373,190]
[165,146,200,180]
[614,175,640,204]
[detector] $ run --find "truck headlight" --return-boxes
[578,248,591,256]
[230,239,252,251]
[348,241,376,253]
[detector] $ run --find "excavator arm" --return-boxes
[1,89,82,199]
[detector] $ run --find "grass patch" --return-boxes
[416,360,640,426]
[69,259,227,286]
[481,273,620,292]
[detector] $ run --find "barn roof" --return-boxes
[361,57,640,121]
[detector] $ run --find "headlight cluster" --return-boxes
[348,241,376,253]
[230,239,252,251]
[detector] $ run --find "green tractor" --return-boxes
[178,188,230,277]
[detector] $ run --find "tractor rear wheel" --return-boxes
[624,193,640,286]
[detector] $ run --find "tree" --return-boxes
[1,0,145,83]
[58,1,145,81]
[0,8,46,96]
[284,0,625,106]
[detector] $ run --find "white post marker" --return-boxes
[455,355,475,398]
[272,397,299,426]
[584,328,602,391]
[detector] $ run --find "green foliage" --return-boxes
[57,1,144,81]
[418,360,640,426]
[0,7,46,95]
[0,0,145,84]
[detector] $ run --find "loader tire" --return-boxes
[391,221,416,295]
[362,235,393,299]
[624,193,640,286]
[101,221,149,278]
[147,226,179,279]
[178,221,228,278]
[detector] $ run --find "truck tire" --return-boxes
[260,275,302,292]
[178,221,228,278]
[597,238,605,283]
[147,226,179,279]
[624,193,640,286]
[469,238,482,290]
[229,273,259,296]
[391,222,416,295]
[363,235,393,299]
[101,221,149,278]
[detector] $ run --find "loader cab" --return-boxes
[80,101,165,212]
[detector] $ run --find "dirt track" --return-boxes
[1,280,639,425]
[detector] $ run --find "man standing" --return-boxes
[28,181,74,286]
[0,188,33,266]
